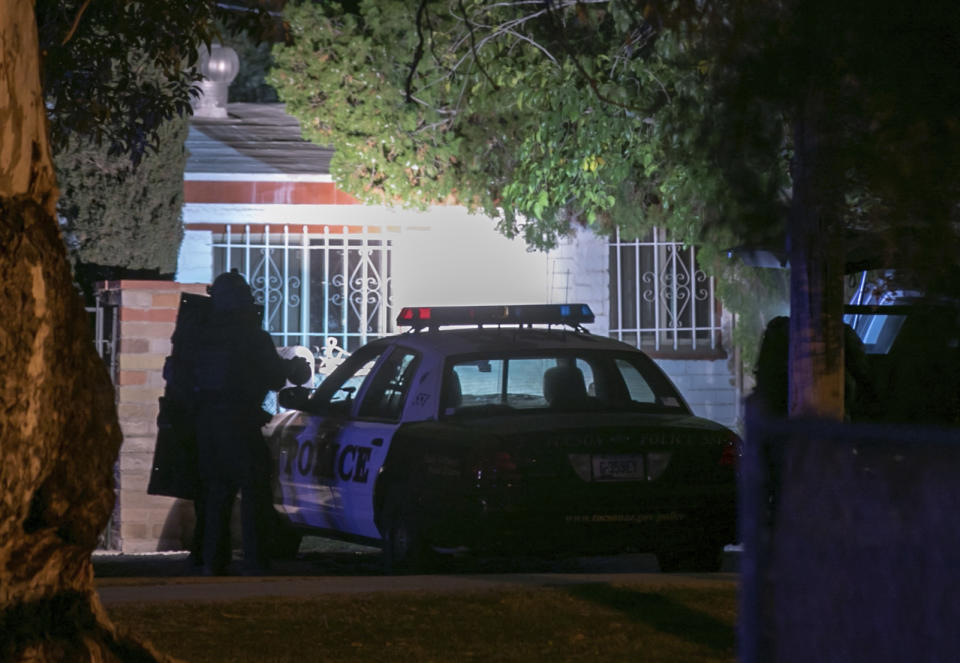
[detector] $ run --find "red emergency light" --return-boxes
[396,304,595,330]
[398,307,432,322]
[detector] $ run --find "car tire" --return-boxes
[270,514,303,561]
[382,505,432,574]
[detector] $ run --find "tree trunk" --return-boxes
[788,90,845,420]
[0,4,174,661]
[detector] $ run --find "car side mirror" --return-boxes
[277,386,312,411]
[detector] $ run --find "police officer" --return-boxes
[194,270,310,576]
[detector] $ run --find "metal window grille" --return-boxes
[212,224,395,353]
[609,226,721,352]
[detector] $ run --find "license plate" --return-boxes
[592,455,645,481]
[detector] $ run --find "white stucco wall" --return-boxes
[176,229,213,284]
[654,357,741,429]
[177,205,742,428]
[178,204,552,306]
[545,228,611,335]
[391,207,550,309]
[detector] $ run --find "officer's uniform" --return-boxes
[194,271,308,575]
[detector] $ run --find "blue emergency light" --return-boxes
[396,304,595,330]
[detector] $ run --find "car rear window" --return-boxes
[443,351,686,417]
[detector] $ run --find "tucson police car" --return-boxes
[264,304,738,573]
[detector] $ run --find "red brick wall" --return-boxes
[98,280,208,552]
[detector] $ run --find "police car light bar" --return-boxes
[396,304,595,330]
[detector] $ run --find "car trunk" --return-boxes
[408,413,738,554]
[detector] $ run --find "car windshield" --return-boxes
[442,351,688,417]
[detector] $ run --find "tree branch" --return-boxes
[541,0,654,115]
[61,0,92,46]
[406,0,429,103]
[448,8,557,74]
[459,0,500,91]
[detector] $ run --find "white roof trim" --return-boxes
[181,203,484,230]
[184,173,334,183]
[184,203,406,226]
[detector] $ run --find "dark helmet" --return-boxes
[208,269,255,311]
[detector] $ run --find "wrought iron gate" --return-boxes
[213,224,396,353]
[89,289,120,549]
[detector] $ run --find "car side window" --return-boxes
[506,358,553,407]
[357,349,420,420]
[614,358,657,403]
[313,347,384,416]
[575,358,598,396]
[452,359,505,409]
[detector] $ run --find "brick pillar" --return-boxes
[98,280,208,553]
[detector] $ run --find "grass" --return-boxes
[106,583,736,663]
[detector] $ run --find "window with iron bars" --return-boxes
[609,227,722,355]
[212,224,395,353]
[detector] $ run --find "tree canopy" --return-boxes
[37,1,280,298]
[694,0,960,415]
[272,0,959,255]
[36,0,276,161]
[271,1,730,251]
[269,0,781,366]
[272,0,960,415]
[695,0,960,276]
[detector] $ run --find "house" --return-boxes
[100,100,741,553]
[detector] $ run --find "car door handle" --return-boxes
[371,438,384,447]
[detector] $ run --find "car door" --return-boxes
[328,347,421,539]
[276,344,386,533]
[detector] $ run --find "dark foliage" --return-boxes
[55,115,188,300]
[36,1,281,296]
[36,0,277,165]
[690,0,960,280]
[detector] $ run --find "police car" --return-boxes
[264,304,739,573]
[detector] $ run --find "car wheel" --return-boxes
[382,506,432,574]
[270,514,303,561]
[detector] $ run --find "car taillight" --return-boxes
[492,451,517,472]
[470,451,520,486]
[719,433,742,469]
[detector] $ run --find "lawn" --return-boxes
[106,582,736,663]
